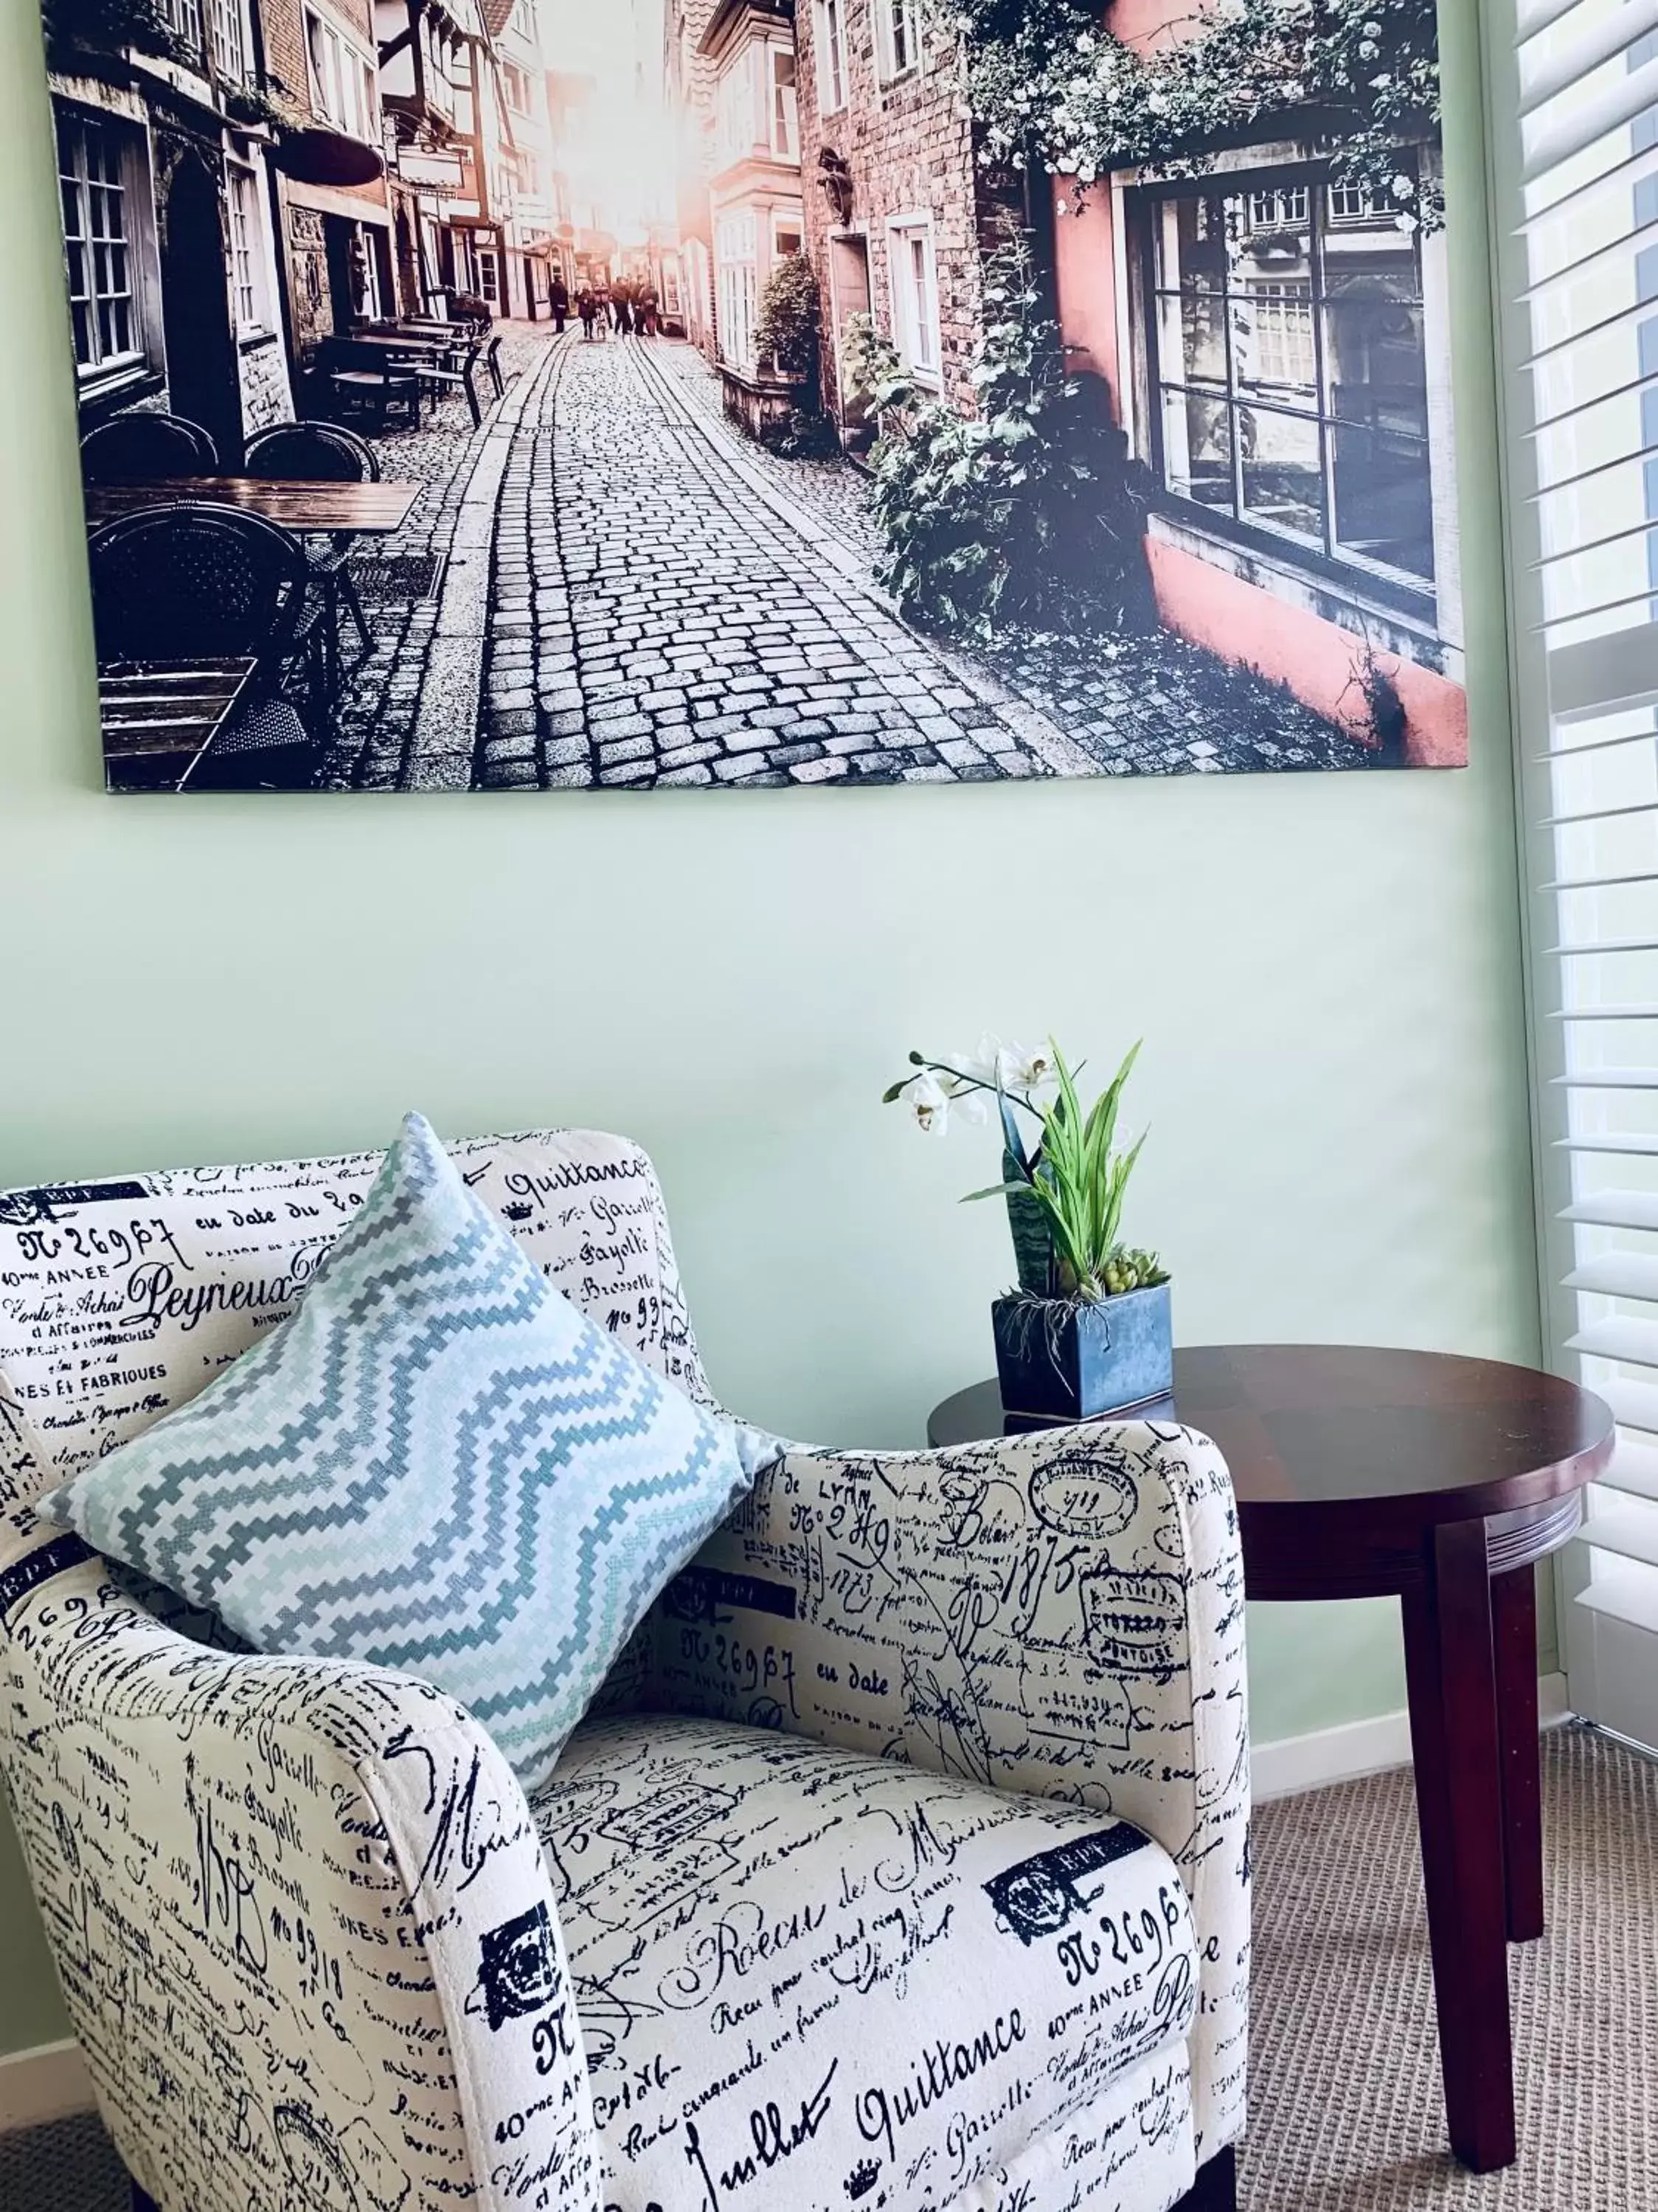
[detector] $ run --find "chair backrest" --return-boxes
[81,411,218,483]
[87,502,308,665]
[245,420,381,483]
[0,1129,711,1511]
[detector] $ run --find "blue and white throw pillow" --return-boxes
[36,1113,754,1789]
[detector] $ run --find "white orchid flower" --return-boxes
[905,1069,953,1137]
[999,1041,1058,1092]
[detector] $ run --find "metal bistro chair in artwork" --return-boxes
[413,335,487,427]
[485,333,506,398]
[0,1123,1249,2212]
[245,420,381,693]
[325,347,422,434]
[80,410,218,483]
[86,504,326,790]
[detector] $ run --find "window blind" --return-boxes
[1510,0,1658,1736]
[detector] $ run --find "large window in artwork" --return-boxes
[1145,164,1435,588]
[889,215,940,383]
[57,113,145,383]
[305,9,378,142]
[716,210,757,369]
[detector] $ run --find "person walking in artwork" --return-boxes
[577,286,597,340]
[593,280,612,338]
[612,283,634,338]
[637,285,659,338]
[551,274,569,334]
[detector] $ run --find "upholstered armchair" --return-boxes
[0,1129,1248,2212]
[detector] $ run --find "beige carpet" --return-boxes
[4,1725,1653,2211]
[1241,1722,1658,2209]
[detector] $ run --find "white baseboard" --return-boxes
[0,2037,94,2134]
[1252,1672,1571,1803]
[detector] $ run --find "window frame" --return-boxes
[1135,157,1438,611]
[713,44,758,167]
[209,0,249,83]
[887,211,942,386]
[771,42,799,161]
[305,7,378,144]
[875,0,919,84]
[815,0,848,116]
[224,159,271,337]
[56,111,148,391]
[715,208,759,369]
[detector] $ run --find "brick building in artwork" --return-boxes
[266,0,397,347]
[43,0,294,463]
[662,0,721,355]
[790,1,1014,437]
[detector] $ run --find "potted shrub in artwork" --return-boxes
[885,1036,1171,1420]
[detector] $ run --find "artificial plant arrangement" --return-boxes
[885,1036,1172,1417]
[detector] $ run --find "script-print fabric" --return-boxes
[0,1128,1248,2212]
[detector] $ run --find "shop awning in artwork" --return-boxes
[274,127,385,189]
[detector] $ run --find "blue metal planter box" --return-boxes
[991,1280,1173,1422]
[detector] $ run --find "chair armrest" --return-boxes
[0,1542,599,2212]
[655,1421,1249,2161]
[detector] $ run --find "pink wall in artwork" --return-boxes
[1052,189,1123,403]
[1103,0,1205,49]
[1145,537,1470,768]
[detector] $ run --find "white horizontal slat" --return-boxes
[1535,720,1658,762]
[1544,625,1658,723]
[1569,1315,1658,1366]
[1564,1190,1658,1229]
[1583,1490,1658,1566]
[1520,143,1658,274]
[1600,1436,1658,1500]
[1553,1068,1658,1089]
[1522,222,1658,318]
[1565,1251,1658,1299]
[1557,1131,1658,1155]
[1539,584,1658,635]
[1521,0,1658,111]
[1523,55,1658,182]
[1591,1374,1658,1435]
[1524,290,1657,370]
[1550,1004,1658,1019]
[1530,366,1658,434]
[1518,0,1589,41]
[1549,937,1658,956]
[1541,872,1658,892]
[1575,1554,1658,1634]
[1541,804,1658,830]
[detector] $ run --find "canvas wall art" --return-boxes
[40,0,1467,791]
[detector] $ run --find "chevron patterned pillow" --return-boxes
[36,1112,754,1788]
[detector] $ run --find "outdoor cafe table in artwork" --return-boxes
[99,658,257,792]
[83,478,422,535]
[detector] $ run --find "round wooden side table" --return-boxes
[928,1343,1615,2175]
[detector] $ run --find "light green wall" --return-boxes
[0,1,1535,2059]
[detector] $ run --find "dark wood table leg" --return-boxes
[1401,1517,1516,2171]
[1492,1561,1545,1942]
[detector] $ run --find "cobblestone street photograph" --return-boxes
[322,323,1381,790]
[52,0,1466,793]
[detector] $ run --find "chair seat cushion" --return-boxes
[535,1713,1199,2211]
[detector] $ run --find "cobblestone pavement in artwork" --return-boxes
[321,322,1375,789]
